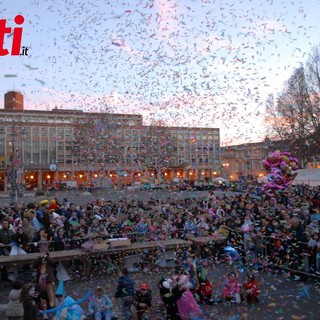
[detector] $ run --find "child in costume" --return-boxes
[53,280,85,320]
[158,276,183,320]
[242,273,260,304]
[222,272,241,303]
[197,259,214,305]
[176,275,201,320]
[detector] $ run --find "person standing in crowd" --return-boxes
[176,275,201,320]
[65,203,82,221]
[197,259,214,305]
[115,267,134,320]
[12,225,30,254]
[20,283,38,320]
[6,279,25,320]
[79,218,89,236]
[40,209,52,233]
[134,217,148,242]
[53,227,68,251]
[87,286,114,320]
[24,208,43,234]
[158,277,183,320]
[209,191,217,209]
[32,229,50,254]
[307,230,320,274]
[132,283,152,320]
[22,217,35,244]
[68,210,80,227]
[33,252,56,309]
[0,218,14,281]
[241,212,253,261]
[0,218,13,256]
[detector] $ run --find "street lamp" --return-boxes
[0,127,27,206]
[70,139,75,181]
[222,162,230,179]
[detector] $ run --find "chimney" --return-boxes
[4,91,24,111]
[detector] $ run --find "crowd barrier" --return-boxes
[0,230,171,255]
[1,228,319,279]
[199,228,320,279]
[0,238,190,278]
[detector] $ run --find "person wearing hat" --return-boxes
[39,200,49,207]
[24,208,43,233]
[53,280,85,320]
[87,286,114,320]
[49,199,59,212]
[132,283,152,320]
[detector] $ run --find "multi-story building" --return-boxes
[221,141,320,181]
[0,91,221,191]
[221,143,269,181]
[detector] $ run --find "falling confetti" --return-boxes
[1,0,320,145]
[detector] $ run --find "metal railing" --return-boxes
[212,228,320,278]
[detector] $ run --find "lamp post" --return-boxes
[0,127,27,206]
[17,127,26,199]
[70,140,75,181]
[222,162,230,179]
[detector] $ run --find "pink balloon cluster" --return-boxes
[261,150,299,196]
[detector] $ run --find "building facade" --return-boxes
[0,91,221,191]
[221,143,269,181]
[221,142,320,182]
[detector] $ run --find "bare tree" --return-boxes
[305,46,320,151]
[265,48,320,167]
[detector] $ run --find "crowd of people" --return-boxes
[5,276,112,320]
[1,184,320,272]
[4,263,260,320]
[1,183,320,319]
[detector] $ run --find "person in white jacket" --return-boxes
[6,279,24,320]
